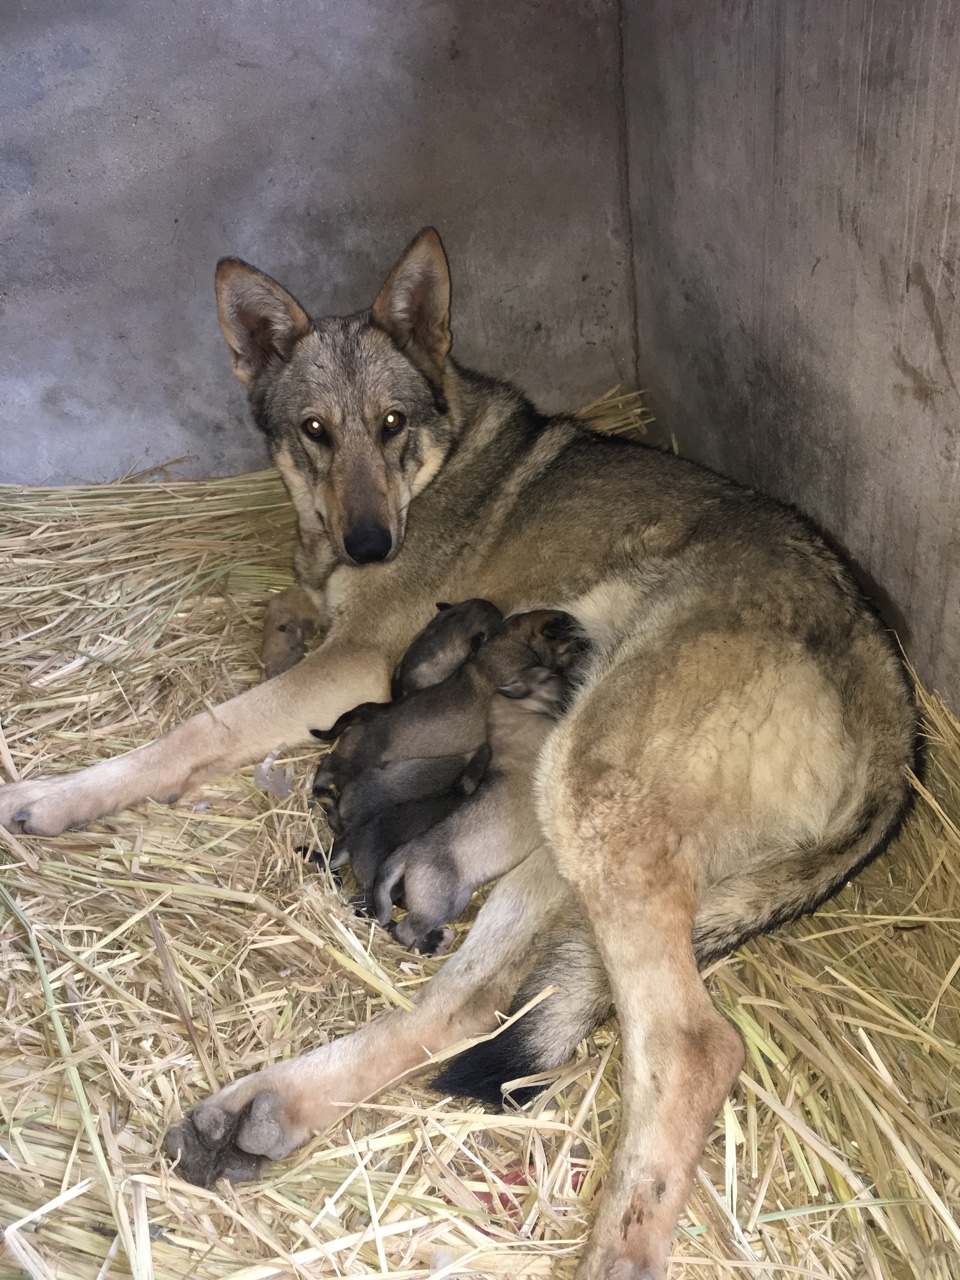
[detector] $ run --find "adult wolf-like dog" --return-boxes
[1,230,914,1279]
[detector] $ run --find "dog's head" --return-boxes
[216,229,456,566]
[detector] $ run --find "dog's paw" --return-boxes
[0,776,95,837]
[165,1090,296,1187]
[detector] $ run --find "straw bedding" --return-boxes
[1,391,958,1280]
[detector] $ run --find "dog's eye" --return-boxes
[301,418,328,442]
[382,410,406,439]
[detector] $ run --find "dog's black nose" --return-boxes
[344,525,392,564]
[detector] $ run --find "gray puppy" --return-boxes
[372,663,571,953]
[311,599,503,832]
[391,598,503,698]
[321,609,588,951]
[312,606,563,834]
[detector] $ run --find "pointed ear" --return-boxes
[371,228,451,385]
[215,258,312,389]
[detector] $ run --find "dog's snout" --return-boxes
[344,524,393,565]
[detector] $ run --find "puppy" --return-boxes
[391,598,503,697]
[311,607,565,832]
[311,599,503,830]
[320,610,588,951]
[372,662,573,953]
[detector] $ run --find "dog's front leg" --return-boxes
[0,641,390,836]
[165,847,562,1186]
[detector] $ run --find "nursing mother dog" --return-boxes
[0,230,915,1279]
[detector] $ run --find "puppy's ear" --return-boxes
[541,613,575,642]
[372,228,452,386]
[216,259,312,388]
[497,679,530,699]
[469,633,486,653]
[436,601,453,612]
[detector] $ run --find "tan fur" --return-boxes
[0,229,915,1279]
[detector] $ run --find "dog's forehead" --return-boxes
[290,317,421,405]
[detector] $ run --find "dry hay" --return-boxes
[1,391,958,1280]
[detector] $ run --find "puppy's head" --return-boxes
[475,609,590,691]
[392,598,504,696]
[497,664,565,711]
[216,229,458,567]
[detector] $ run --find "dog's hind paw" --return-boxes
[165,1090,296,1187]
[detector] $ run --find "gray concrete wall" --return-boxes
[624,0,960,709]
[0,0,634,484]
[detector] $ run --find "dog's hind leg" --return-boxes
[543,794,744,1280]
[165,846,565,1186]
[564,867,742,1280]
[538,623,905,1279]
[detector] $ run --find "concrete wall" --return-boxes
[0,0,634,484]
[624,0,960,708]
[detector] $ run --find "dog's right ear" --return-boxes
[372,228,452,387]
[215,259,312,389]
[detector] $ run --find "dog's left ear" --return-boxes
[372,228,452,387]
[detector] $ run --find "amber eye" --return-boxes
[301,417,327,442]
[382,410,407,439]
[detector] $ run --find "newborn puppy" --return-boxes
[372,664,570,953]
[312,608,587,952]
[391,598,503,697]
[330,744,491,919]
[312,599,560,819]
[311,598,503,827]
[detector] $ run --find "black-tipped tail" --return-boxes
[431,924,613,1108]
[432,1017,551,1108]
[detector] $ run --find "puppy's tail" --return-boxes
[433,914,612,1106]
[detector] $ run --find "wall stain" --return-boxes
[910,261,959,397]
[892,347,941,408]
